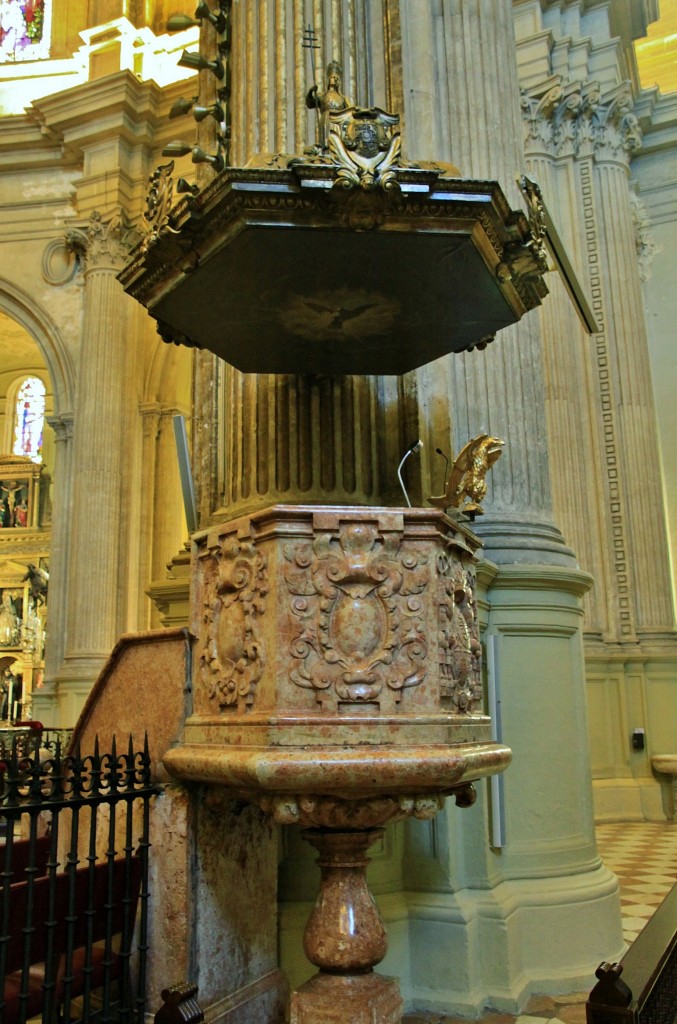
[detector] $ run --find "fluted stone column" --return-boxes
[400,0,572,565]
[520,85,610,634]
[521,80,675,643]
[519,62,676,820]
[388,1,622,1009]
[589,105,674,638]
[32,412,74,726]
[55,212,138,722]
[194,0,421,523]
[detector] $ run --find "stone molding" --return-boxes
[46,413,74,444]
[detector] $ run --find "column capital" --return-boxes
[522,80,642,165]
[66,210,140,273]
[139,402,162,439]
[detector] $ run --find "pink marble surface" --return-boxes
[70,627,191,779]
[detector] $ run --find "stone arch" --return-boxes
[0,279,75,418]
[144,333,191,409]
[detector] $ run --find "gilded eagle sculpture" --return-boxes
[428,434,504,517]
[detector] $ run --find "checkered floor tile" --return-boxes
[596,821,677,944]
[404,821,677,1024]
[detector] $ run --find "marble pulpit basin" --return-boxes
[163,504,511,821]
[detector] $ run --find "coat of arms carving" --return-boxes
[283,522,429,705]
[328,108,401,192]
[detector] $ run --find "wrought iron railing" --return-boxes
[0,727,74,761]
[0,734,159,1023]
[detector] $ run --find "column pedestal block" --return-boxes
[291,971,403,1024]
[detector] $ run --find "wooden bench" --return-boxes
[2,834,51,885]
[587,880,677,1023]
[2,856,142,1023]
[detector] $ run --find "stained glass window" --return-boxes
[0,0,51,63]
[13,377,45,463]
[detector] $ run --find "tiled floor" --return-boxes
[596,820,677,945]
[405,820,677,1024]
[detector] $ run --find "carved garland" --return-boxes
[199,535,267,709]
[284,522,429,704]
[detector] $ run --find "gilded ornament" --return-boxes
[428,434,504,517]
[140,161,181,253]
[305,60,351,154]
[327,108,402,193]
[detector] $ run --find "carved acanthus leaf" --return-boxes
[521,80,642,163]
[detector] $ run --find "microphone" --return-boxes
[397,440,423,508]
[435,446,450,488]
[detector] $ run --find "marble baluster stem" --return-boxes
[289,828,404,1024]
[302,829,387,973]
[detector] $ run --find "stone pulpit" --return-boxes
[117,8,561,1021]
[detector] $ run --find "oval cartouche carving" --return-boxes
[330,592,386,660]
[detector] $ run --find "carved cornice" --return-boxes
[522,80,642,164]
[66,211,140,273]
[46,413,74,443]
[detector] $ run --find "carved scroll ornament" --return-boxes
[438,558,482,713]
[199,535,267,709]
[284,522,429,704]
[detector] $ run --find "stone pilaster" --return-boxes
[56,211,139,717]
[139,403,161,629]
[31,412,74,726]
[521,78,675,640]
[152,407,187,593]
